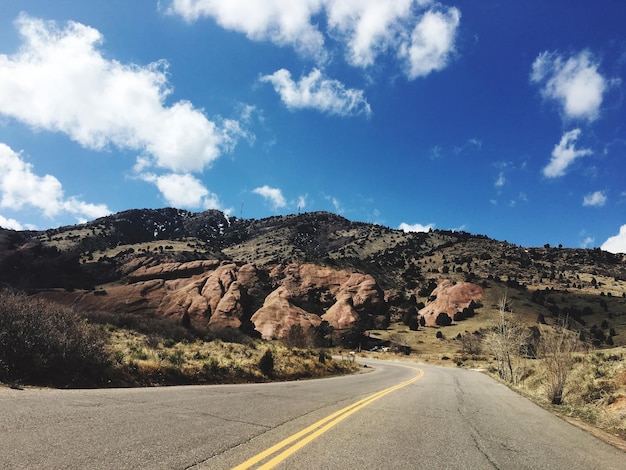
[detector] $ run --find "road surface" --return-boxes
[1,359,623,469]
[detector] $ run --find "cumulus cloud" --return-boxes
[0,214,24,231]
[495,172,506,188]
[399,222,435,232]
[583,191,607,207]
[140,173,221,210]
[260,68,371,116]
[0,142,110,222]
[0,14,241,174]
[169,1,461,79]
[543,129,592,178]
[325,0,414,67]
[253,185,287,209]
[168,0,327,60]
[531,49,607,121]
[601,225,626,254]
[400,8,461,79]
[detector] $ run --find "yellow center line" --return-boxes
[232,367,424,470]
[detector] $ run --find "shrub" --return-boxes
[259,349,275,377]
[0,290,108,386]
[407,315,419,331]
[460,332,482,355]
[318,350,331,364]
[435,312,452,326]
[313,321,334,348]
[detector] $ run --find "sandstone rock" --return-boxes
[160,279,209,320]
[200,262,239,317]
[36,259,386,339]
[418,280,483,326]
[126,259,220,282]
[322,295,358,329]
[207,280,245,330]
[251,286,322,339]
[256,264,385,334]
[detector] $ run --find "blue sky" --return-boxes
[0,1,625,253]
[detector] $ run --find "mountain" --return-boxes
[1,208,625,343]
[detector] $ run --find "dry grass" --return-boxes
[105,327,358,386]
[515,349,626,440]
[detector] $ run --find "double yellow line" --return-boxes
[233,367,424,469]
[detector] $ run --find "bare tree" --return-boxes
[460,331,482,355]
[483,293,529,384]
[539,318,579,405]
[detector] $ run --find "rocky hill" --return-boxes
[1,209,625,343]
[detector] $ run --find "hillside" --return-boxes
[1,208,625,345]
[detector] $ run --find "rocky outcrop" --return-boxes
[252,264,385,338]
[126,259,221,282]
[274,264,384,312]
[251,287,323,339]
[37,260,266,330]
[418,280,483,326]
[35,259,387,339]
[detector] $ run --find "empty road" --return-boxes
[1,359,623,469]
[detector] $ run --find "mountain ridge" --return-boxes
[1,207,625,344]
[2,207,625,289]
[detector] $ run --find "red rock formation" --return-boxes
[418,280,483,326]
[253,264,385,337]
[36,259,386,339]
[251,287,323,339]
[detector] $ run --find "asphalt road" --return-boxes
[1,359,624,469]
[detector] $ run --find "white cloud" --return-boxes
[168,0,327,60]
[62,198,112,221]
[399,222,435,232]
[324,195,344,213]
[601,225,626,254]
[0,214,24,231]
[141,173,221,210]
[260,68,371,116]
[543,129,592,178]
[531,49,607,121]
[495,172,506,188]
[400,8,461,79]
[0,142,110,222]
[583,191,607,207]
[581,236,595,249]
[297,195,307,210]
[325,0,414,67]
[169,1,461,79]
[0,15,241,174]
[253,185,287,209]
